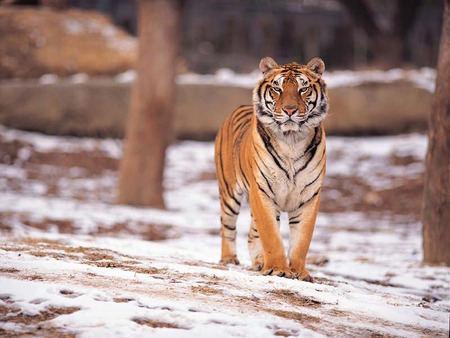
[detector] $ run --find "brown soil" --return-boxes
[0,304,79,338]
[132,318,186,330]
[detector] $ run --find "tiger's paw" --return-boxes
[219,256,240,265]
[262,266,295,279]
[295,270,314,283]
[250,257,264,271]
[250,263,264,271]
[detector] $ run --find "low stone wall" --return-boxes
[0,79,431,139]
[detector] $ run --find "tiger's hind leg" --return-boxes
[248,216,263,270]
[219,191,243,265]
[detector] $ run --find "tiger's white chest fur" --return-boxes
[251,126,325,213]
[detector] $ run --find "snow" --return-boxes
[325,134,427,189]
[175,67,436,93]
[103,67,436,93]
[45,67,436,94]
[39,73,59,85]
[62,17,137,54]
[0,125,449,337]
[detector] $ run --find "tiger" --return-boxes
[214,56,328,281]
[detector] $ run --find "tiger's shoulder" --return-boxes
[224,104,254,136]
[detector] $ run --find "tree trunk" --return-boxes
[422,0,450,266]
[117,0,180,209]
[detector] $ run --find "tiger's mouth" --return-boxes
[275,113,309,130]
[279,120,301,132]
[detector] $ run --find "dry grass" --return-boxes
[269,289,322,308]
[132,318,186,330]
[190,285,223,295]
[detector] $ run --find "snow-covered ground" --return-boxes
[0,125,448,337]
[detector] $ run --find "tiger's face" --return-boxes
[253,57,328,139]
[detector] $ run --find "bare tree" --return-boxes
[339,0,421,68]
[117,0,181,209]
[422,0,449,266]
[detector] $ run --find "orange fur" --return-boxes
[215,57,328,280]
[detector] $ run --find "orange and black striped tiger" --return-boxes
[214,57,328,281]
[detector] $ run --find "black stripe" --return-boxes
[305,165,325,189]
[237,157,250,191]
[256,181,272,200]
[257,121,289,178]
[293,129,321,163]
[310,85,319,110]
[297,189,320,210]
[254,159,275,197]
[256,80,268,101]
[294,127,322,177]
[310,148,326,172]
[233,118,251,136]
[232,107,252,125]
[223,223,236,231]
[222,198,239,215]
[217,123,243,208]
[248,226,260,239]
[255,180,279,208]
[217,130,232,197]
[262,85,273,111]
[256,104,273,118]
[318,80,325,101]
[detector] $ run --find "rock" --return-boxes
[0,79,431,139]
[0,6,136,78]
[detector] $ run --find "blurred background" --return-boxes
[0,0,443,140]
[76,0,442,73]
[0,0,443,74]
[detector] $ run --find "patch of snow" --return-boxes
[326,133,427,189]
[0,125,122,158]
[38,74,59,85]
[176,68,436,93]
[176,69,261,88]
[69,73,89,84]
[115,70,137,83]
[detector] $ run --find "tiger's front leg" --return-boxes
[249,184,294,278]
[288,191,321,282]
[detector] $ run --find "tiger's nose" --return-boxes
[282,106,298,116]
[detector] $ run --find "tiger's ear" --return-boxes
[306,57,325,77]
[259,57,279,75]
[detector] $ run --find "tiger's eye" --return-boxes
[272,86,281,93]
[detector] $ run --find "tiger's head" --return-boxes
[253,56,329,140]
